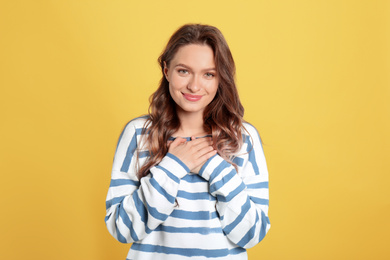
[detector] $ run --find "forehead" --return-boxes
[170,44,215,69]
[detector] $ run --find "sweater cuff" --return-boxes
[158,153,190,179]
[199,154,231,181]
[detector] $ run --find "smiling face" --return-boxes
[164,44,219,119]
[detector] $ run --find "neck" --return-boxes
[175,110,207,137]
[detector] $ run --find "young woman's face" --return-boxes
[164,44,219,117]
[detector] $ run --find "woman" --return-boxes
[105,24,270,260]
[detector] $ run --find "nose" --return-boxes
[187,75,201,92]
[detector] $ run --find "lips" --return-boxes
[182,93,203,102]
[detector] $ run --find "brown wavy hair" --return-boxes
[137,23,245,179]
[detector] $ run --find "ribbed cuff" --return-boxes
[198,154,228,181]
[158,153,190,179]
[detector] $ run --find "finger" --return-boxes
[194,149,217,167]
[195,145,216,159]
[170,137,187,147]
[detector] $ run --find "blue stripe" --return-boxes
[237,212,259,247]
[106,195,126,210]
[223,197,251,235]
[217,182,246,202]
[115,200,128,243]
[168,136,191,141]
[149,176,176,203]
[135,127,150,151]
[118,203,139,242]
[132,192,152,234]
[244,133,260,175]
[209,169,236,194]
[246,181,268,189]
[168,134,212,142]
[171,210,218,220]
[135,127,147,135]
[110,179,140,187]
[250,197,269,206]
[181,174,207,183]
[258,210,268,243]
[119,122,151,173]
[116,225,128,243]
[230,247,246,255]
[198,154,217,177]
[248,124,264,147]
[114,116,148,157]
[120,133,138,173]
[131,243,245,258]
[155,225,223,235]
[232,156,244,167]
[209,160,230,183]
[138,151,150,158]
[155,165,180,184]
[166,153,190,172]
[145,200,168,221]
[132,192,146,223]
[177,190,215,201]
[114,116,149,153]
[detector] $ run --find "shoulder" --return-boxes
[242,122,259,136]
[116,115,150,145]
[119,115,150,135]
[241,121,263,149]
[242,122,261,141]
[123,115,150,130]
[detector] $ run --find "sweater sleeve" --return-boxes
[105,120,190,243]
[198,124,270,248]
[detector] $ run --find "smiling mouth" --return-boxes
[182,93,203,101]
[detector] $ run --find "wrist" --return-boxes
[158,153,190,180]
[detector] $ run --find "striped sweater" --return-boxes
[105,116,270,260]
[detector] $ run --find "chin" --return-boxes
[177,104,205,114]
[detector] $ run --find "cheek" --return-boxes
[168,84,177,100]
[206,81,219,96]
[168,82,183,103]
[170,75,188,90]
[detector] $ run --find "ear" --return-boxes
[163,61,169,82]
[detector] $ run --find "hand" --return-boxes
[168,136,216,173]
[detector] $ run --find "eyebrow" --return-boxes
[174,63,216,71]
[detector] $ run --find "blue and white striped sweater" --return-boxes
[105,117,270,260]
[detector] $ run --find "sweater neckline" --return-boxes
[168,134,212,142]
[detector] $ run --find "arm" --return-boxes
[198,124,270,248]
[105,120,190,243]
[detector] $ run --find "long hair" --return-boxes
[137,23,245,179]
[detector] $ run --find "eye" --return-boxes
[178,69,188,74]
[205,72,215,78]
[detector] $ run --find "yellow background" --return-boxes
[1,1,389,259]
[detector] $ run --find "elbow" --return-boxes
[241,223,270,249]
[256,218,271,245]
[116,234,133,244]
[106,223,135,244]
[239,212,271,249]
[105,213,136,244]
[253,216,271,248]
